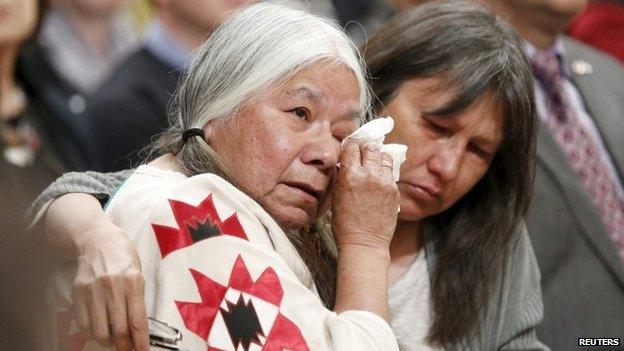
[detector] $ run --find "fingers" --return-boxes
[108,282,132,351]
[340,140,361,169]
[360,143,382,173]
[86,285,112,347]
[380,152,394,180]
[71,274,148,350]
[71,290,91,337]
[126,277,150,351]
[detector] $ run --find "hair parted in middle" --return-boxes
[364,0,537,346]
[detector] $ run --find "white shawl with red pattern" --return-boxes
[51,165,398,351]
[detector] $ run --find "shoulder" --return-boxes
[106,166,275,248]
[562,36,624,84]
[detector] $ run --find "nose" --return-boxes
[427,140,464,182]
[300,124,340,173]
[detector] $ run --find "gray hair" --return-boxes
[151,2,370,177]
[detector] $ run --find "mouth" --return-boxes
[282,181,323,202]
[399,180,442,201]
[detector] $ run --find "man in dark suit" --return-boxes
[86,0,252,172]
[476,0,624,349]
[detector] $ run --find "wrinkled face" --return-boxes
[208,63,361,229]
[168,0,256,33]
[383,78,504,222]
[0,0,37,46]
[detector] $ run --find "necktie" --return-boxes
[531,51,624,263]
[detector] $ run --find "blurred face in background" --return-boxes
[166,0,256,33]
[59,0,126,17]
[0,0,38,46]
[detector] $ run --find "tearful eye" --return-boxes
[291,107,309,119]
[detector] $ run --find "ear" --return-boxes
[203,124,214,145]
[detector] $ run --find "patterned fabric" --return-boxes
[49,165,398,351]
[29,170,549,350]
[531,51,624,262]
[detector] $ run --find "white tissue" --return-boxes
[342,117,408,182]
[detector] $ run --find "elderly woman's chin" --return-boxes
[263,189,329,230]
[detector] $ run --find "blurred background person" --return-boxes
[39,0,138,94]
[17,0,138,170]
[1,0,63,228]
[388,0,624,348]
[0,0,58,349]
[568,0,624,62]
[84,0,254,172]
[480,2,624,348]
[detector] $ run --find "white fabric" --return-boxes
[342,117,408,182]
[388,250,444,351]
[50,165,398,351]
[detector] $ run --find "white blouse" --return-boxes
[389,250,445,351]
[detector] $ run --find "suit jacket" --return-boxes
[85,47,182,172]
[527,37,624,350]
[17,43,91,170]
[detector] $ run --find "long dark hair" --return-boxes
[364,0,537,346]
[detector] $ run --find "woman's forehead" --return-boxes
[270,65,363,116]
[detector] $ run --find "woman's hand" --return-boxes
[45,194,149,351]
[72,222,149,351]
[332,141,400,252]
[331,141,399,320]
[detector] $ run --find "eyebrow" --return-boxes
[288,86,362,121]
[289,86,327,104]
[342,108,363,121]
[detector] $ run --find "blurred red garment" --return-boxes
[568,2,624,62]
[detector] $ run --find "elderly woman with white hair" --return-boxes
[42,3,400,351]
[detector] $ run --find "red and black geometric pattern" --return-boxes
[176,255,310,351]
[151,195,248,258]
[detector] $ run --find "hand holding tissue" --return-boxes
[341,117,408,182]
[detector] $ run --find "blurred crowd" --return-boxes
[1,0,623,350]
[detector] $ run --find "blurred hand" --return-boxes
[332,140,399,252]
[71,221,149,351]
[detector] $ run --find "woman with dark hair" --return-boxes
[30,1,547,350]
[365,1,541,348]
